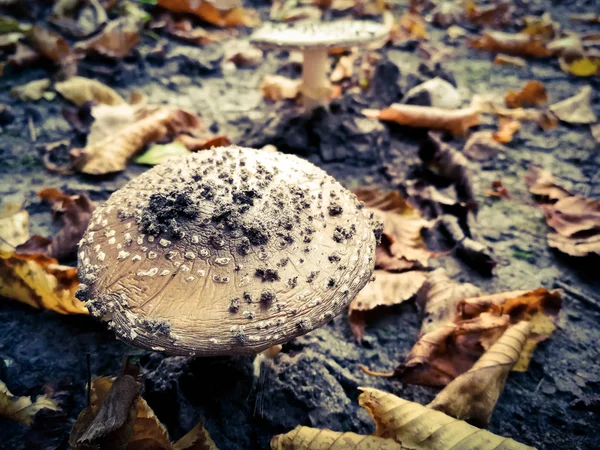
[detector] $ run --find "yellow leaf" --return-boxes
[0,379,59,426]
[55,76,126,106]
[428,321,532,425]
[0,204,30,251]
[560,56,600,77]
[173,421,220,450]
[270,425,403,449]
[0,250,88,314]
[358,388,536,449]
[10,78,52,102]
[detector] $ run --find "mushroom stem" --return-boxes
[301,48,331,109]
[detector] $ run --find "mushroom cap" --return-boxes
[250,20,390,51]
[77,146,379,356]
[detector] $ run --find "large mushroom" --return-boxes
[77,146,380,356]
[250,20,389,109]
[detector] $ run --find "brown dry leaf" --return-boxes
[546,232,600,257]
[364,105,480,136]
[428,321,532,426]
[493,53,527,67]
[17,188,95,261]
[271,426,403,449]
[462,131,508,161]
[544,196,600,238]
[358,388,534,449]
[175,134,231,151]
[10,78,52,102]
[72,104,202,174]
[172,421,220,450]
[55,76,126,106]
[486,180,511,199]
[353,189,431,271]
[471,93,543,122]
[30,25,77,77]
[493,116,520,143]
[158,0,258,27]
[0,203,29,251]
[0,250,87,314]
[505,80,548,109]
[158,15,220,46]
[417,267,481,334]
[74,18,141,59]
[0,43,41,74]
[470,30,552,58]
[0,379,59,426]
[549,86,597,124]
[466,1,513,27]
[389,12,427,43]
[349,270,428,341]
[521,13,559,41]
[397,313,509,387]
[50,0,108,38]
[260,75,301,102]
[419,133,477,210]
[458,288,562,371]
[525,166,572,203]
[330,54,357,83]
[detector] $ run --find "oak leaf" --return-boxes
[0,250,88,314]
[157,0,259,27]
[0,380,59,426]
[348,270,428,341]
[55,76,126,106]
[72,104,202,174]
[428,321,532,426]
[549,86,597,124]
[353,189,431,271]
[470,30,552,58]
[359,388,535,449]
[364,104,480,136]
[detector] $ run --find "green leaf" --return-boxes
[0,16,32,34]
[135,142,191,166]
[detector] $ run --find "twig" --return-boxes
[553,279,600,312]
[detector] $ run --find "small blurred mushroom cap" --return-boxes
[250,20,390,50]
[77,146,379,356]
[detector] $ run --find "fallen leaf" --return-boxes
[591,123,600,143]
[172,421,219,450]
[74,18,141,59]
[270,426,403,449]
[0,250,87,314]
[358,388,534,449]
[0,203,29,251]
[260,75,301,102]
[135,142,192,165]
[466,1,513,27]
[559,55,600,77]
[270,4,322,23]
[353,189,431,271]
[10,78,51,102]
[428,321,532,426]
[349,270,428,341]
[493,116,520,143]
[224,40,262,67]
[50,0,108,38]
[174,134,231,151]
[470,93,542,122]
[1,43,41,74]
[17,188,95,261]
[520,13,558,41]
[364,105,480,136]
[389,12,427,43]
[549,86,597,124]
[470,30,552,58]
[505,80,547,109]
[431,2,465,28]
[55,76,126,106]
[546,232,600,257]
[419,133,477,210]
[30,25,77,78]
[569,13,600,24]
[458,288,562,371]
[544,196,600,238]
[462,130,508,161]
[493,54,527,67]
[486,180,511,199]
[417,268,481,336]
[330,54,356,83]
[157,0,259,27]
[0,15,32,33]
[154,14,220,46]
[525,166,572,202]
[72,104,202,174]
[0,379,59,426]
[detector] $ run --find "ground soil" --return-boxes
[1,1,599,449]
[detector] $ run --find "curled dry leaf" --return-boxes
[364,104,480,136]
[10,78,52,102]
[0,250,87,314]
[505,80,547,109]
[271,426,402,449]
[330,54,357,83]
[0,379,59,426]
[158,15,220,46]
[549,86,597,124]
[175,134,231,151]
[0,204,29,251]
[470,30,552,58]
[465,1,513,27]
[72,104,202,174]
[486,180,511,199]
[525,166,572,203]
[463,130,508,161]
[260,75,301,102]
[349,270,428,342]
[158,0,258,27]
[358,388,534,449]
[30,25,77,77]
[74,18,141,59]
[493,54,527,67]
[417,268,481,336]
[493,116,520,143]
[353,189,431,271]
[17,188,95,261]
[50,0,108,38]
[55,76,126,106]
[428,321,532,426]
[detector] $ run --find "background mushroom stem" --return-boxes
[301,48,331,109]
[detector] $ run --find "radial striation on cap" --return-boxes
[250,20,390,50]
[77,146,380,356]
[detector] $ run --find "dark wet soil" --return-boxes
[1,1,600,449]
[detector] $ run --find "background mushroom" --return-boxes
[250,20,389,109]
[77,146,380,356]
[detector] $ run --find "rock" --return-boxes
[0,104,15,125]
[402,77,462,109]
[367,58,403,106]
